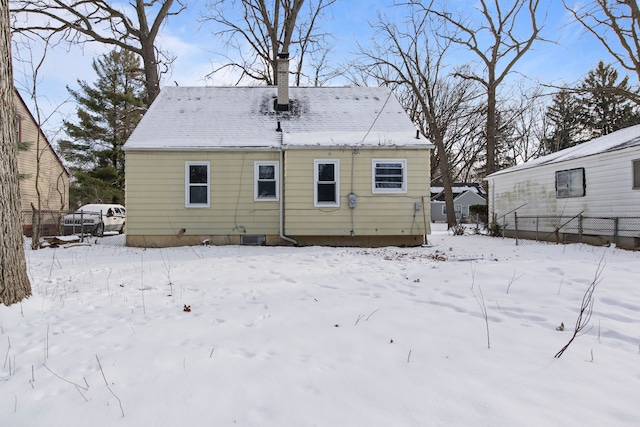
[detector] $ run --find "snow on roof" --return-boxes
[123,86,432,151]
[430,183,486,201]
[487,124,640,177]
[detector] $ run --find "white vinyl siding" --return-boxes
[314,159,340,207]
[254,161,279,201]
[372,159,407,193]
[185,162,210,207]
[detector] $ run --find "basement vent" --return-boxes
[241,235,266,245]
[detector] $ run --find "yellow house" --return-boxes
[14,89,70,235]
[124,77,433,247]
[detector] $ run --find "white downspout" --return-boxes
[279,146,298,245]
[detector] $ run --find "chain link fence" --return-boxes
[496,213,640,250]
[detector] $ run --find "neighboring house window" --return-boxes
[185,162,210,207]
[372,159,407,193]
[255,161,279,201]
[314,159,340,207]
[442,205,462,217]
[556,168,585,198]
[633,159,640,189]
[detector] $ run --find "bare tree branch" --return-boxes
[406,0,546,177]
[10,0,186,104]
[202,0,337,86]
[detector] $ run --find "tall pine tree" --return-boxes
[60,49,147,206]
[544,61,640,153]
[578,61,640,139]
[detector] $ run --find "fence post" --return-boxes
[535,217,539,242]
[578,215,583,244]
[614,217,619,247]
[514,212,519,246]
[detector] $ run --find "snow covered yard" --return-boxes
[2,225,639,426]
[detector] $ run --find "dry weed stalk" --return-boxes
[554,257,605,358]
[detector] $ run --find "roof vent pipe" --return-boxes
[276,52,290,111]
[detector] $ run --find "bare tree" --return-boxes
[563,0,640,103]
[1,0,32,305]
[203,0,337,85]
[501,84,548,164]
[10,0,186,105]
[355,11,481,228]
[410,0,545,177]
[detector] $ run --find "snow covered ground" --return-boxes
[2,224,639,426]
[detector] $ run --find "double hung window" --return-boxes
[185,162,210,207]
[255,161,279,200]
[314,159,340,207]
[633,159,640,189]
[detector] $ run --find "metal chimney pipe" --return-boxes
[276,52,290,111]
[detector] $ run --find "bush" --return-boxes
[469,204,488,225]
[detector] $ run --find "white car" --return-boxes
[62,204,126,237]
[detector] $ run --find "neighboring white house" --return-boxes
[123,58,434,248]
[430,183,486,223]
[486,124,640,249]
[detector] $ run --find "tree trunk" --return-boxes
[486,81,497,176]
[0,0,32,305]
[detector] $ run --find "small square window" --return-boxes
[372,159,407,193]
[314,159,339,207]
[186,162,210,207]
[255,161,279,201]
[633,159,640,189]
[556,168,585,198]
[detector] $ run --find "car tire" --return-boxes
[94,222,105,237]
[119,222,125,234]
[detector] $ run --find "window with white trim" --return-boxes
[555,168,585,198]
[185,162,210,207]
[255,161,279,201]
[314,159,339,207]
[633,159,640,189]
[442,204,462,216]
[372,159,407,193]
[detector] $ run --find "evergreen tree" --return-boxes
[578,61,640,139]
[543,90,583,154]
[59,49,147,206]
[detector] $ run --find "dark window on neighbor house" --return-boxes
[314,159,339,207]
[185,162,210,207]
[255,161,279,200]
[372,159,407,193]
[556,168,585,198]
[634,159,640,189]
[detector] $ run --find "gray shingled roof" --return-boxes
[488,123,640,177]
[123,86,431,151]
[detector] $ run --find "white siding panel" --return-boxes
[489,147,640,219]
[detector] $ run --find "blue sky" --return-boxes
[11,0,619,141]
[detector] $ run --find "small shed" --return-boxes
[486,124,640,248]
[123,78,433,247]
